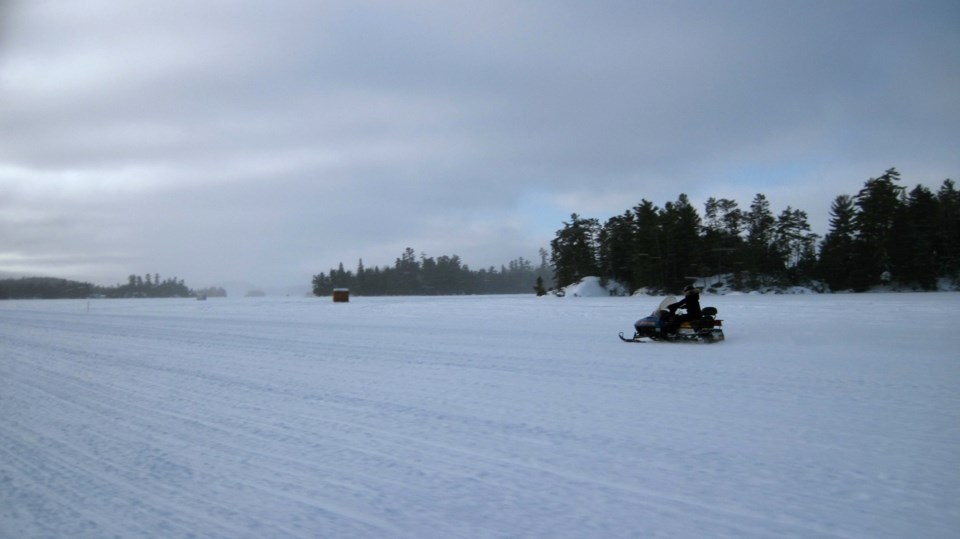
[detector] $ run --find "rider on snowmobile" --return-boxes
[664,285,701,335]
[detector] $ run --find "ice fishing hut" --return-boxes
[332,288,350,303]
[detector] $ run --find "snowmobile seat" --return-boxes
[702,306,718,316]
[691,316,715,330]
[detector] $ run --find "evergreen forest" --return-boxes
[314,168,957,296]
[550,168,959,294]
[312,248,553,296]
[0,274,194,300]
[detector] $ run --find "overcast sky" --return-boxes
[1,0,958,290]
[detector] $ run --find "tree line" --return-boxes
[117,274,192,298]
[551,168,959,293]
[312,247,552,296]
[0,273,195,299]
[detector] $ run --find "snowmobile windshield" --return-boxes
[653,296,677,316]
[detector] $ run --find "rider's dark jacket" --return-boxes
[668,293,701,319]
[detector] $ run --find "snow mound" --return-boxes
[555,276,628,297]
[557,275,826,297]
[553,273,956,296]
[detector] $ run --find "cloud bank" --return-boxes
[1,0,958,288]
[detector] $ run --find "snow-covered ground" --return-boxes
[2,293,958,538]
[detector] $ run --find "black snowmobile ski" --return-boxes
[620,331,722,344]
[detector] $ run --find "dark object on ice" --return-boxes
[333,288,350,302]
[620,295,724,343]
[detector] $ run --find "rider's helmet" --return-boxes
[683,285,698,295]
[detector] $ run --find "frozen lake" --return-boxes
[2,293,959,538]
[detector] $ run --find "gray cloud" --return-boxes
[1,0,958,288]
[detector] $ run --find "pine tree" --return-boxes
[598,211,636,290]
[534,276,547,296]
[893,185,939,289]
[659,194,702,291]
[936,179,960,277]
[744,193,779,284]
[312,272,332,295]
[550,214,600,288]
[630,200,663,291]
[774,207,818,283]
[395,247,421,294]
[854,168,905,286]
[818,194,857,290]
[355,259,366,294]
[702,198,743,280]
[536,248,553,287]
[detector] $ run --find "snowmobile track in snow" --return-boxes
[2,294,958,538]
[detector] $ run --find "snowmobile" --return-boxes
[619,296,724,343]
